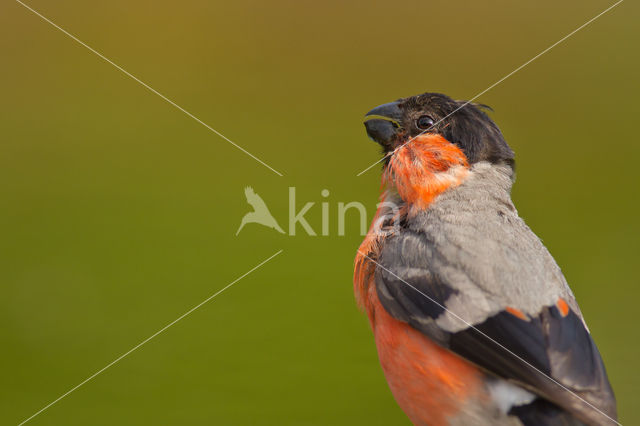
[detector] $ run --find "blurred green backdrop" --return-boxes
[1,0,638,424]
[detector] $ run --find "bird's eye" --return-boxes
[416,115,435,130]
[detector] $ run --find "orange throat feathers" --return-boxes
[383,134,469,212]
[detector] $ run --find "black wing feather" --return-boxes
[509,399,584,426]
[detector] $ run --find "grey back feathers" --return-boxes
[389,161,579,331]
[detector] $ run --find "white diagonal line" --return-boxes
[356,0,624,177]
[358,250,620,425]
[15,0,284,177]
[17,249,284,426]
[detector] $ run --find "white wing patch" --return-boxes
[488,380,536,413]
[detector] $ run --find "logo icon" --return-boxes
[236,187,285,235]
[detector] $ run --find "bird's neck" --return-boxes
[383,134,470,213]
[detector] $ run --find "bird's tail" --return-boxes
[273,223,285,234]
[235,217,248,236]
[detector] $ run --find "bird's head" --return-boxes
[363,92,514,169]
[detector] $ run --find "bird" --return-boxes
[236,186,285,235]
[353,92,617,426]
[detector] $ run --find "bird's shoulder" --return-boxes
[381,162,579,325]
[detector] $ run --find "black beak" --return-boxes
[364,101,403,147]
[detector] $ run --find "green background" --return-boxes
[1,0,638,424]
